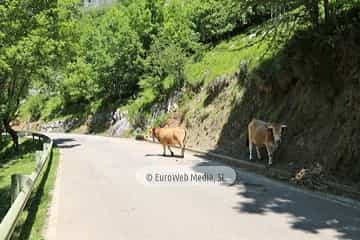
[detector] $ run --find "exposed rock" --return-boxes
[111,109,126,124]
[149,103,166,126]
[108,110,132,137]
[41,118,80,133]
[25,121,41,131]
[166,92,181,113]
[86,111,112,132]
[146,91,182,128]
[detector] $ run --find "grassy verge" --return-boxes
[184,27,270,86]
[0,137,60,240]
[0,139,42,220]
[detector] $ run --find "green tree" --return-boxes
[78,6,144,101]
[126,0,165,50]
[0,0,80,148]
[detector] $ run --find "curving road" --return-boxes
[45,133,360,240]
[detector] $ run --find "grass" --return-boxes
[0,137,60,240]
[184,27,270,86]
[0,139,42,221]
[184,11,307,88]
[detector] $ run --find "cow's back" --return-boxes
[157,127,186,145]
[248,119,270,145]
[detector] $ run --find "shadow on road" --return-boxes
[145,153,184,159]
[192,154,360,240]
[54,138,81,149]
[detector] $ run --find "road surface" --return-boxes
[46,133,360,240]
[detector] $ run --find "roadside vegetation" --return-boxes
[0,139,40,221]
[0,137,59,239]
[8,0,359,129]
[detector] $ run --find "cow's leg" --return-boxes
[265,144,273,165]
[180,144,185,158]
[256,146,261,159]
[163,145,166,156]
[168,146,174,156]
[249,141,253,160]
[248,128,253,160]
[177,140,185,158]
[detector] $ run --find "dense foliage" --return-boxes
[0,0,80,147]
[2,0,360,145]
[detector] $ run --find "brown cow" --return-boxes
[247,119,287,165]
[149,127,187,157]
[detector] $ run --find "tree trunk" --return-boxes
[324,0,330,23]
[3,119,19,150]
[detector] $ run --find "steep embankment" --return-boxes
[176,13,360,186]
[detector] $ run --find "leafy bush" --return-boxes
[124,88,156,128]
[186,0,272,44]
[19,95,47,121]
[126,0,165,50]
[143,41,187,97]
[61,57,98,104]
[41,96,65,121]
[79,6,145,101]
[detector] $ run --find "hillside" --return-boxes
[178,10,360,186]
[8,0,360,192]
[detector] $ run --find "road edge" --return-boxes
[44,149,62,240]
[141,138,360,211]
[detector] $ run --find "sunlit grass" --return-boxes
[184,10,307,87]
[185,28,270,86]
[0,138,59,240]
[0,139,40,221]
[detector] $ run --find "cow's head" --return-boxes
[147,128,155,142]
[150,127,159,142]
[267,124,287,146]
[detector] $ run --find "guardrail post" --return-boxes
[10,174,33,204]
[43,143,49,151]
[35,151,44,173]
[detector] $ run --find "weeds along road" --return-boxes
[45,133,360,240]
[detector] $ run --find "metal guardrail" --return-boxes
[0,131,53,240]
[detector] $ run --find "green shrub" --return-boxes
[41,96,65,121]
[124,88,156,128]
[19,95,47,121]
[152,113,169,127]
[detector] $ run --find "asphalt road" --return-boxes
[45,133,360,240]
